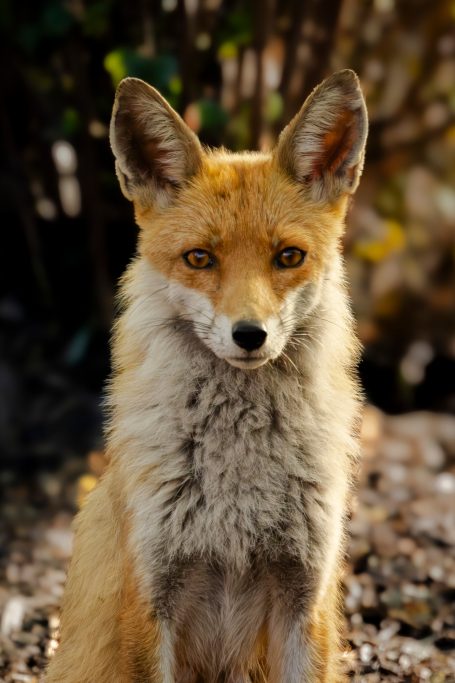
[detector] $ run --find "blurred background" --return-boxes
[0,1,454,681]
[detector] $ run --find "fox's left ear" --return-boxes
[275,70,368,203]
[110,78,203,207]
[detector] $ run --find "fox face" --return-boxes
[110,71,367,369]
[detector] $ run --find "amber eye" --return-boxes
[275,247,307,269]
[183,249,215,269]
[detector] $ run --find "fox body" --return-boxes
[45,70,367,683]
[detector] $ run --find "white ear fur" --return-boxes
[110,78,202,207]
[275,70,368,203]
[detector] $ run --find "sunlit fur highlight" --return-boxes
[45,70,367,683]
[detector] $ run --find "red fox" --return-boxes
[45,69,367,683]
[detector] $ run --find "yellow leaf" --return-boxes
[77,474,98,508]
[354,219,405,262]
[218,41,237,60]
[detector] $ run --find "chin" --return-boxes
[224,357,270,370]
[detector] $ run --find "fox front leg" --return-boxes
[266,555,345,683]
[267,606,315,683]
[267,570,347,683]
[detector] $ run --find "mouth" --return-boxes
[225,356,270,370]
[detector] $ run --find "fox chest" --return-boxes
[130,380,335,588]
[125,373,345,665]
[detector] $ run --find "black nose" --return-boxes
[232,320,267,351]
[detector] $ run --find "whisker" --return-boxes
[313,315,345,331]
[175,301,214,324]
[281,351,300,374]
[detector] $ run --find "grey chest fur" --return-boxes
[154,362,334,579]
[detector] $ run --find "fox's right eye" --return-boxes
[183,249,215,269]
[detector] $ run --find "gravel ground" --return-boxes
[1,407,455,682]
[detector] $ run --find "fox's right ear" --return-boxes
[110,78,203,207]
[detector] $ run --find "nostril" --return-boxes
[232,320,267,352]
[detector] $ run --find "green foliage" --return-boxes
[104,49,179,99]
[217,6,253,48]
[264,92,283,123]
[82,1,113,38]
[40,1,73,37]
[62,108,80,137]
[196,99,228,132]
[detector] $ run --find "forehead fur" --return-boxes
[137,149,348,260]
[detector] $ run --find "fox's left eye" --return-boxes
[275,247,307,269]
[183,249,215,269]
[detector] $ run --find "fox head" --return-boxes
[110,71,367,370]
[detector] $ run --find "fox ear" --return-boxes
[275,70,368,203]
[110,78,202,207]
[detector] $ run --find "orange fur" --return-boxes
[119,555,162,681]
[138,155,347,324]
